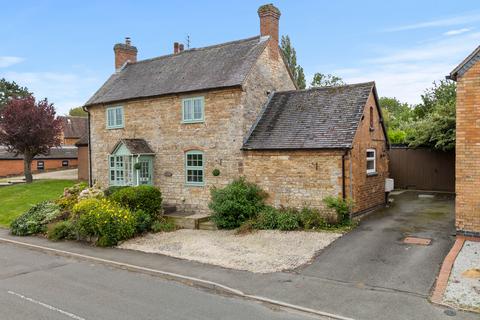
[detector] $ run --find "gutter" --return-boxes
[82,105,93,187]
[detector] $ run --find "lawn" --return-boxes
[0,180,76,227]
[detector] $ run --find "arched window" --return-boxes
[185,150,205,186]
[369,106,374,130]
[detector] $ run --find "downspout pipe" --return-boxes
[342,149,348,200]
[82,105,93,187]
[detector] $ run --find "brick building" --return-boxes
[84,4,389,215]
[449,46,480,237]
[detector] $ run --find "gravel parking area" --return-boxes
[118,229,341,273]
[443,241,480,311]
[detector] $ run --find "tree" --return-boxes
[408,81,456,151]
[0,78,31,111]
[68,106,87,117]
[0,97,63,183]
[379,97,413,144]
[310,73,345,87]
[280,35,306,89]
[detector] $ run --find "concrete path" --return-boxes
[0,191,476,319]
[0,242,318,320]
[3,169,78,184]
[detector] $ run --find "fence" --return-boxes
[388,146,455,192]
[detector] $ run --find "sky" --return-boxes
[1,0,480,115]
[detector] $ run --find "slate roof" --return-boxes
[85,36,270,107]
[75,134,88,146]
[243,82,379,150]
[58,116,88,138]
[448,45,480,81]
[0,146,78,160]
[112,139,155,155]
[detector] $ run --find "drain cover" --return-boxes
[403,237,431,245]
[444,309,456,316]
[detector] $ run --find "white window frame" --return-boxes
[106,106,124,129]
[185,150,205,186]
[366,149,376,175]
[182,97,204,123]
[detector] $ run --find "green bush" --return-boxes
[104,186,128,197]
[298,207,326,229]
[109,186,162,217]
[56,182,88,211]
[10,201,63,236]
[151,218,176,233]
[276,208,300,231]
[75,198,136,246]
[255,206,279,229]
[323,196,353,224]
[134,209,153,234]
[47,221,76,241]
[209,178,267,229]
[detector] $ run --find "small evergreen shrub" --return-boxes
[255,206,279,229]
[10,201,62,236]
[109,186,162,217]
[276,208,300,231]
[104,186,128,197]
[134,209,153,234]
[151,218,176,233]
[298,207,326,229]
[74,198,136,246]
[47,221,76,241]
[322,196,353,224]
[209,178,267,229]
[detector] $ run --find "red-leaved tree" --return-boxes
[0,96,63,183]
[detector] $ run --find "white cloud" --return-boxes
[317,32,480,105]
[0,56,24,68]
[443,28,471,36]
[386,13,480,32]
[3,71,101,115]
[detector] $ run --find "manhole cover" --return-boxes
[403,237,431,245]
[444,309,456,316]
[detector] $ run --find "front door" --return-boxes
[138,157,153,185]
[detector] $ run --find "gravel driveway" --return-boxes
[119,229,341,273]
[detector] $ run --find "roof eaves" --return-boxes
[448,45,480,81]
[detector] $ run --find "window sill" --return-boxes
[366,172,378,177]
[106,126,124,130]
[182,120,204,124]
[185,183,205,187]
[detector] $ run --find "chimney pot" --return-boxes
[174,42,179,54]
[113,37,137,71]
[258,3,281,59]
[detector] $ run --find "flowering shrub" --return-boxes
[56,182,88,211]
[77,184,104,200]
[10,201,62,236]
[74,198,136,246]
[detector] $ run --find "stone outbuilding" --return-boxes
[83,4,389,215]
[448,46,480,237]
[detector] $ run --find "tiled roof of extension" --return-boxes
[243,82,377,150]
[448,45,480,81]
[0,146,78,160]
[58,116,88,138]
[112,139,155,155]
[85,36,269,107]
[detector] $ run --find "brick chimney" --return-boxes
[258,4,281,59]
[174,42,179,54]
[179,44,184,52]
[113,37,137,71]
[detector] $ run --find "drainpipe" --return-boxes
[82,105,93,187]
[341,150,347,200]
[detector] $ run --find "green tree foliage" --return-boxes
[0,78,31,111]
[379,97,414,144]
[68,106,87,117]
[280,35,306,89]
[310,73,345,87]
[408,80,456,151]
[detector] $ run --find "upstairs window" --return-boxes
[366,149,376,174]
[185,151,204,186]
[182,97,204,123]
[106,106,124,129]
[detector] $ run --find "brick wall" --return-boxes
[0,159,78,177]
[347,91,389,213]
[243,150,343,210]
[456,63,480,234]
[89,44,295,213]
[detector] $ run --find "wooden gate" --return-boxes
[388,146,455,192]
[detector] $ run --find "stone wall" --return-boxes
[243,150,343,210]
[88,43,296,213]
[456,63,480,235]
[347,91,389,213]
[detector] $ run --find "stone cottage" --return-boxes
[448,46,480,237]
[84,4,389,215]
